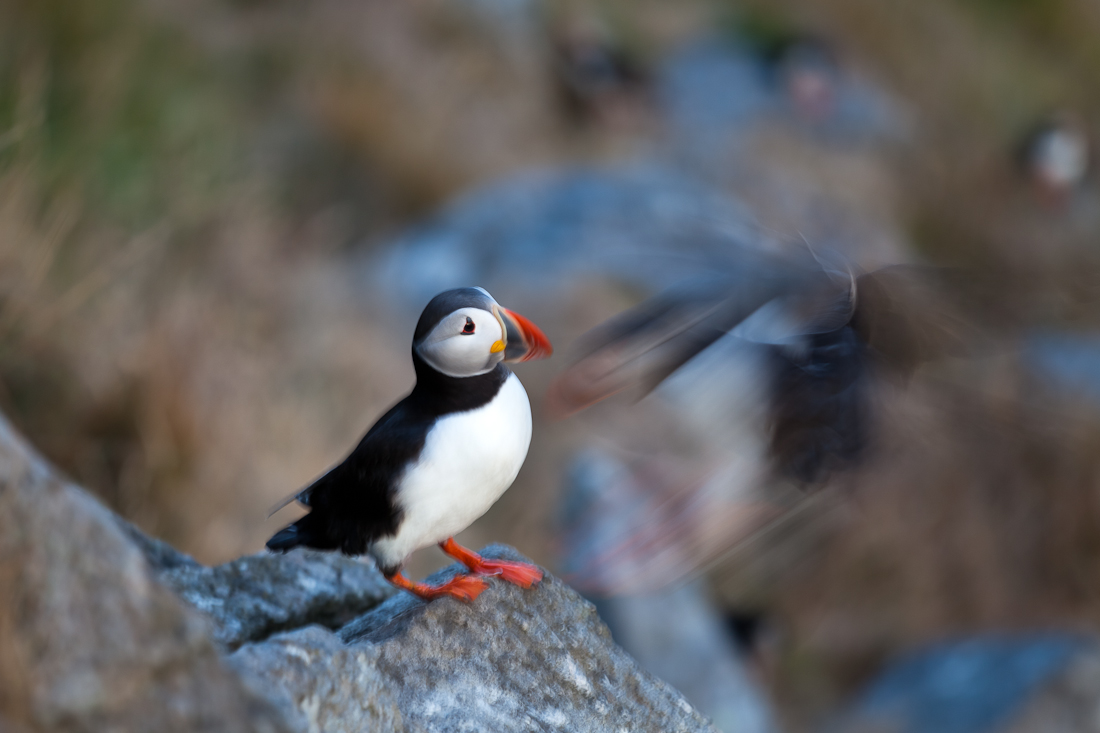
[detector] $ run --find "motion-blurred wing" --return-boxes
[547,254,835,415]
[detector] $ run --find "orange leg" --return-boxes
[385,570,487,602]
[439,538,543,589]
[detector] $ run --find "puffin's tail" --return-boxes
[266,513,333,552]
[266,523,305,552]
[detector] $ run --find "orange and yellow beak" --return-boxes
[492,305,553,363]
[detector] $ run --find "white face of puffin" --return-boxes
[416,306,506,378]
[413,288,553,378]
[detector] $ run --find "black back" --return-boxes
[767,323,866,485]
[267,341,510,562]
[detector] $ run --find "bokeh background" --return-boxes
[4,0,1100,730]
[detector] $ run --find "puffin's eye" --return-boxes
[462,317,475,334]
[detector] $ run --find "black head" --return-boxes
[412,287,552,379]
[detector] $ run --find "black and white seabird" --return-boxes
[548,257,960,591]
[1019,111,1091,202]
[267,287,553,602]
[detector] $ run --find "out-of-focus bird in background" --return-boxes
[770,37,840,124]
[1018,111,1091,207]
[267,287,552,602]
[550,252,961,596]
[551,14,650,130]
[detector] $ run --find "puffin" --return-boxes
[754,35,840,123]
[551,16,648,128]
[1019,111,1091,203]
[267,287,552,602]
[548,258,961,591]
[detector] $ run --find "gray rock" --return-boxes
[234,545,720,733]
[159,548,395,651]
[231,626,403,733]
[1026,331,1100,406]
[0,414,295,733]
[593,584,779,733]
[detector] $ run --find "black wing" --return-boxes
[266,399,432,556]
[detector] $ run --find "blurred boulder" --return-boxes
[371,158,905,324]
[372,162,765,304]
[835,634,1100,733]
[0,414,294,733]
[232,545,721,733]
[1026,332,1100,406]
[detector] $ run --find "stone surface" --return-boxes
[592,585,779,733]
[231,626,403,733]
[158,547,395,651]
[233,545,720,733]
[0,414,295,733]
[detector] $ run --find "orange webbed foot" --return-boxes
[386,571,488,602]
[439,538,544,589]
[471,558,543,588]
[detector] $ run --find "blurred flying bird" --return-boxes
[1019,112,1091,204]
[267,287,552,602]
[550,254,958,593]
[769,37,840,123]
[552,17,649,127]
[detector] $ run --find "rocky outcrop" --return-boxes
[156,547,394,651]
[0,415,294,733]
[0,412,721,732]
[230,546,718,733]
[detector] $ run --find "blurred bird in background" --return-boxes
[1018,111,1091,207]
[550,12,650,130]
[550,250,960,595]
[770,37,840,124]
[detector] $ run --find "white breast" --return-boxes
[369,372,532,570]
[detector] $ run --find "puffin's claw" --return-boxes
[471,558,544,588]
[439,538,544,589]
[386,570,488,602]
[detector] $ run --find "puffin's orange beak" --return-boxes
[494,306,553,362]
